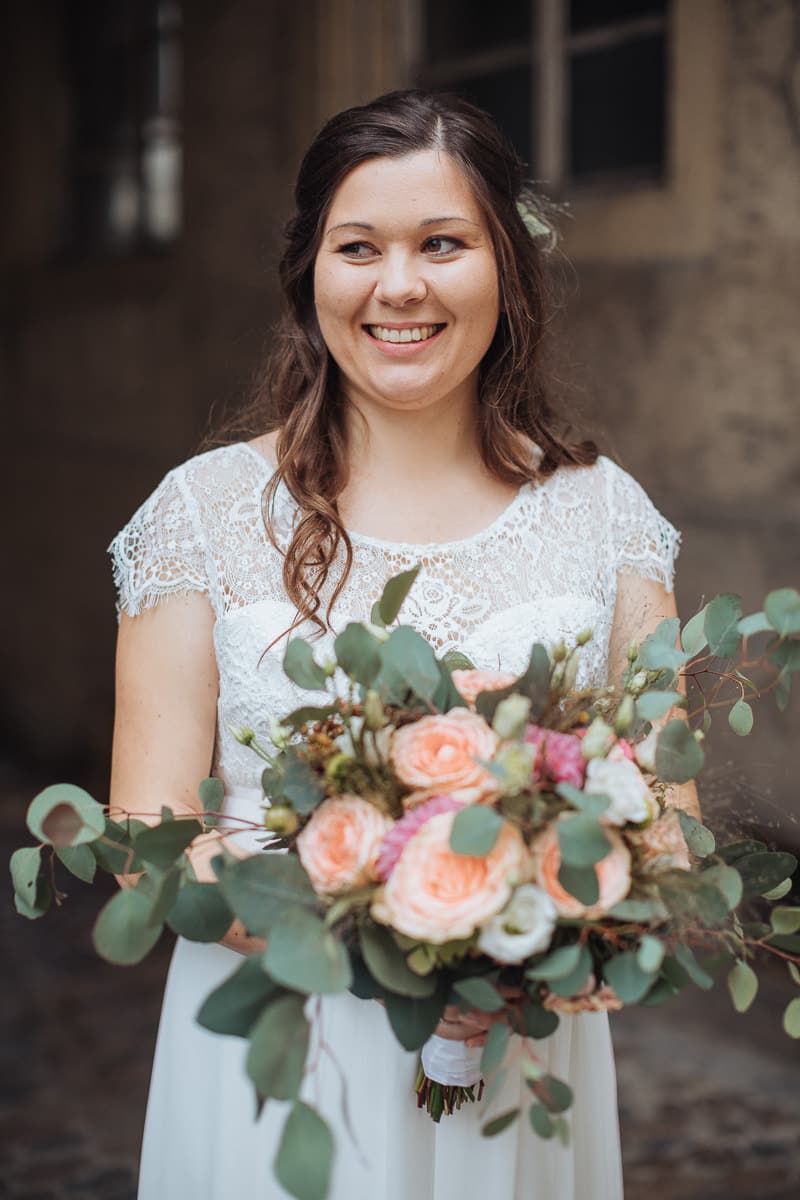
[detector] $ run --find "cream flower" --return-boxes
[391,708,499,803]
[626,807,691,874]
[585,757,658,827]
[477,883,557,964]
[531,819,632,919]
[371,811,525,943]
[297,794,392,897]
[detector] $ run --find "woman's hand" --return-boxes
[434,986,523,1047]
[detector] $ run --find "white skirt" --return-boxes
[138,788,623,1199]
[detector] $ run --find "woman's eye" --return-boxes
[338,242,376,259]
[424,236,462,256]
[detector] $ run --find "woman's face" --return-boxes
[313,150,500,417]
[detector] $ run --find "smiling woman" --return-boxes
[106,89,686,1200]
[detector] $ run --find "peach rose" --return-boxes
[297,794,392,897]
[371,811,526,943]
[626,807,691,874]
[391,708,500,803]
[542,973,624,1013]
[451,669,517,707]
[531,818,632,918]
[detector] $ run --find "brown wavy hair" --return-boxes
[224,89,597,637]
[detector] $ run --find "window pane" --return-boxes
[440,66,533,163]
[569,0,667,33]
[423,0,530,65]
[568,34,666,181]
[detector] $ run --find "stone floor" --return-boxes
[2,772,799,1199]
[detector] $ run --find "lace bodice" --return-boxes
[108,442,680,789]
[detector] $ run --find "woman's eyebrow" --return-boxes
[325,216,481,237]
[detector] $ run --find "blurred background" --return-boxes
[2,1,798,1197]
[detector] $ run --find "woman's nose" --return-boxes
[373,250,427,306]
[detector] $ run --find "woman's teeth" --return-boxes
[366,324,443,343]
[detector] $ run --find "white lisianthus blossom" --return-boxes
[476,883,557,964]
[633,727,659,773]
[585,756,658,826]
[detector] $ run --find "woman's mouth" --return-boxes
[364,323,446,344]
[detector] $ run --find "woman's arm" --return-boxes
[608,570,702,822]
[109,593,264,954]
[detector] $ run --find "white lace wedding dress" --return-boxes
[109,441,680,1200]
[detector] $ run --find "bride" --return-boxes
[109,89,697,1199]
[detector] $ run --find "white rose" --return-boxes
[476,884,557,964]
[585,756,658,826]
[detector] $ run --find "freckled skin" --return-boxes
[313,150,500,419]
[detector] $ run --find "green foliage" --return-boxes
[443,650,476,672]
[167,881,234,942]
[783,997,800,1038]
[526,941,584,982]
[673,944,714,990]
[10,847,49,918]
[655,720,705,783]
[638,618,687,674]
[735,851,797,899]
[376,565,421,626]
[728,699,754,736]
[637,935,665,974]
[529,1103,555,1138]
[657,871,730,929]
[717,839,766,864]
[727,959,758,1013]
[90,818,144,875]
[219,853,318,938]
[557,861,599,906]
[677,811,716,858]
[544,944,593,997]
[137,864,182,926]
[263,908,352,994]
[704,593,742,657]
[681,607,709,656]
[476,644,550,723]
[480,1022,510,1075]
[375,626,441,705]
[358,921,437,997]
[636,690,683,721]
[608,897,669,922]
[482,1108,520,1137]
[196,954,282,1037]
[700,863,743,910]
[737,611,772,638]
[283,640,330,692]
[281,752,326,814]
[246,993,309,1101]
[92,887,163,965]
[557,814,610,868]
[605,951,657,1002]
[532,1074,573,1114]
[384,986,447,1050]
[555,783,610,819]
[27,784,106,848]
[198,777,224,828]
[449,806,503,857]
[274,1102,334,1200]
[770,906,800,935]
[453,976,504,1013]
[133,818,203,870]
[764,588,800,637]
[334,623,382,685]
[56,844,97,884]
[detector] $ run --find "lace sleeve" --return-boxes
[604,458,681,594]
[108,467,210,620]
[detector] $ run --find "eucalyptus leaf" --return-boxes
[55,843,97,884]
[762,878,793,901]
[608,897,669,922]
[637,935,665,974]
[775,669,792,712]
[283,639,329,692]
[274,1102,334,1200]
[727,959,758,1013]
[219,853,318,937]
[134,819,202,870]
[334,623,382,685]
[636,691,683,721]
[638,618,687,673]
[545,944,593,997]
[139,864,182,926]
[92,887,163,965]
[377,626,441,704]
[557,862,599,906]
[281,753,326,815]
[674,944,714,990]
[443,650,477,672]
[521,1001,560,1039]
[167,881,234,942]
[771,906,800,935]
[246,993,309,1101]
[681,607,708,655]
[453,976,504,1013]
[358,921,436,997]
[532,1074,573,1114]
[657,872,730,929]
[655,720,705,784]
[27,783,106,848]
[282,705,338,732]
[701,863,743,910]
[377,565,421,625]
[384,985,447,1050]
[704,593,743,657]
[728,699,754,737]
[737,611,772,638]
[482,1108,519,1138]
[264,908,352,994]
[480,1021,510,1076]
[717,839,766,864]
[449,806,503,857]
[196,954,282,1037]
[677,811,715,857]
[735,851,797,899]
[764,588,800,637]
[529,1103,555,1139]
[604,951,655,1002]
[10,846,43,910]
[526,942,583,982]
[555,783,610,818]
[783,997,800,1038]
[90,817,144,875]
[477,644,550,723]
[557,814,611,868]
[198,776,224,816]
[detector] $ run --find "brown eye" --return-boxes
[424,236,462,256]
[338,242,377,259]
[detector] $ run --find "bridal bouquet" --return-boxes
[10,568,800,1200]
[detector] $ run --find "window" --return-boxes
[62,0,182,255]
[415,0,669,194]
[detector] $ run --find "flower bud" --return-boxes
[576,629,593,647]
[629,671,649,697]
[563,653,580,693]
[492,694,531,740]
[325,752,353,783]
[364,689,385,731]
[320,656,338,677]
[580,716,616,760]
[268,716,291,750]
[263,804,299,835]
[551,639,567,663]
[614,695,636,736]
[234,726,255,746]
[627,641,639,664]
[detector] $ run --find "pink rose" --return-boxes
[371,811,526,943]
[297,794,392,897]
[626,807,691,873]
[451,669,517,706]
[391,708,499,803]
[524,725,586,789]
[531,818,632,918]
[375,794,464,881]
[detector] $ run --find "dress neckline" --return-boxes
[237,440,535,554]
